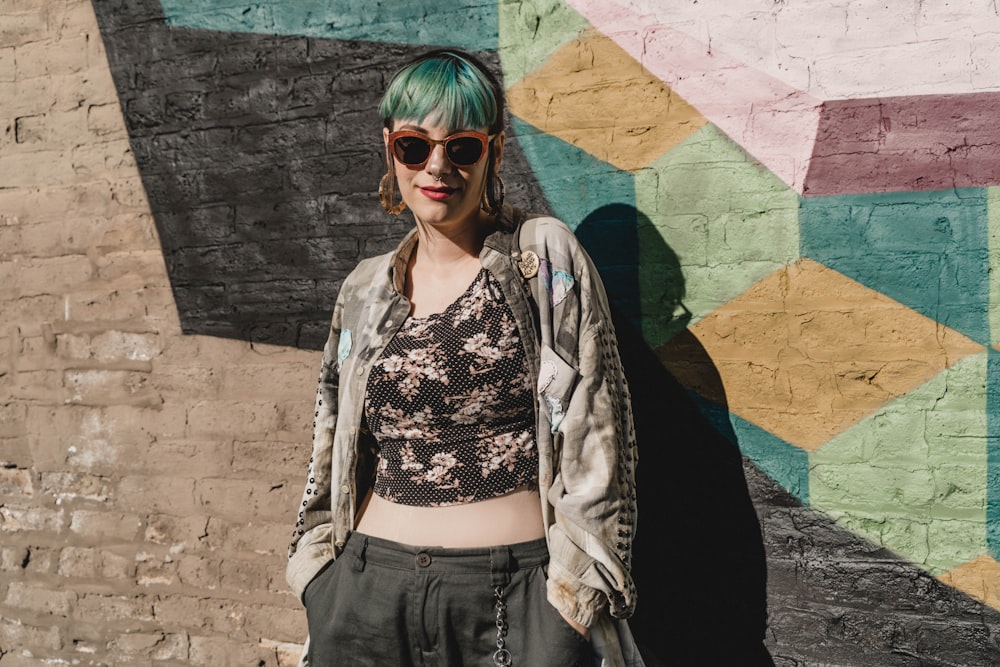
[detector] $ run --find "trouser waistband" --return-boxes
[344,532,549,586]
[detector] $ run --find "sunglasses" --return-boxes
[387,130,495,168]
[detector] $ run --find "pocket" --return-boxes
[302,558,337,610]
[537,345,579,433]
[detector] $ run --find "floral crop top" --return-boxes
[364,267,538,507]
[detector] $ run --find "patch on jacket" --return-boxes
[550,270,575,307]
[337,329,352,371]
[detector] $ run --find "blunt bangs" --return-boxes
[379,53,499,133]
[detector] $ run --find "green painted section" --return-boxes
[634,124,800,349]
[989,187,1000,347]
[160,0,499,51]
[498,0,589,86]
[809,352,989,574]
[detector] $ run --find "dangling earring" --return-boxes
[379,170,406,215]
[481,173,505,216]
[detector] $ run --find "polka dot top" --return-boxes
[364,267,538,507]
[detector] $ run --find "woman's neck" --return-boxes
[412,211,492,268]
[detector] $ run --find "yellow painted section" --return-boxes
[672,258,985,451]
[938,554,1000,612]
[506,28,706,172]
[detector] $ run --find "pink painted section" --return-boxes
[805,94,1000,196]
[568,0,1000,196]
[566,0,822,192]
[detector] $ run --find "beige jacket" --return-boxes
[287,204,643,666]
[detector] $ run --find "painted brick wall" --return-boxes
[3,1,1000,666]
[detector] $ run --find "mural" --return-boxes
[90,0,1000,660]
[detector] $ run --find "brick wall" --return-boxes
[0,1,313,663]
[4,1,1000,665]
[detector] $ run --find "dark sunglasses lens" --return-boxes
[446,137,485,165]
[394,136,431,165]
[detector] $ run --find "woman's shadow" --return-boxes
[576,204,774,666]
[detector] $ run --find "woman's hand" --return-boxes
[558,610,590,640]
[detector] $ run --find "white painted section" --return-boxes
[573,0,1000,99]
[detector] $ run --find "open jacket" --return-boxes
[287,204,643,667]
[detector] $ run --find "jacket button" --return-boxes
[340,484,351,494]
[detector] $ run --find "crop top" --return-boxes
[364,267,538,507]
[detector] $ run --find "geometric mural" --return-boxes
[90,0,1000,661]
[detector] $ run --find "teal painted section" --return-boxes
[692,393,810,504]
[800,188,991,346]
[159,0,499,51]
[989,349,1000,559]
[510,117,635,232]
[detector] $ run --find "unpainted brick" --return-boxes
[0,545,29,571]
[195,477,292,523]
[87,101,125,138]
[63,368,160,407]
[0,147,78,189]
[186,400,282,439]
[39,471,111,502]
[144,513,210,550]
[0,45,13,82]
[90,329,160,362]
[70,509,141,542]
[136,553,178,587]
[101,547,136,580]
[4,580,76,615]
[219,557,270,595]
[102,402,185,447]
[189,634,272,666]
[76,593,154,623]
[0,467,34,496]
[67,284,175,323]
[233,439,306,478]
[177,555,221,589]
[244,603,306,643]
[0,616,62,651]
[57,545,100,577]
[14,33,88,79]
[259,638,305,667]
[16,254,95,297]
[118,475,197,516]
[0,504,65,533]
[152,596,246,636]
[224,519,290,558]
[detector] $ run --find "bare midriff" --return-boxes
[354,486,546,547]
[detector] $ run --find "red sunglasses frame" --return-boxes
[387,130,495,169]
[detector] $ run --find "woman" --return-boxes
[286,48,643,667]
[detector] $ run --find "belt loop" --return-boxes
[352,535,368,572]
[489,545,512,587]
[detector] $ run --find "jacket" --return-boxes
[286,204,643,667]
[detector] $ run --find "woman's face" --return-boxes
[384,119,504,228]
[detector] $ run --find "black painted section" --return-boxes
[91,0,549,350]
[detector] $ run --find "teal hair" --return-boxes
[378,50,503,133]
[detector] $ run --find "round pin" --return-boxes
[517,250,539,278]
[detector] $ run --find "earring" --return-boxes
[481,173,505,215]
[379,171,406,215]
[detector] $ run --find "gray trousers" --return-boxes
[303,532,594,666]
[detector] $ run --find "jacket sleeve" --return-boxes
[285,295,343,603]
[539,236,639,628]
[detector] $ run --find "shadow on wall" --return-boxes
[576,205,774,667]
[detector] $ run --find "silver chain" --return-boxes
[492,585,512,666]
